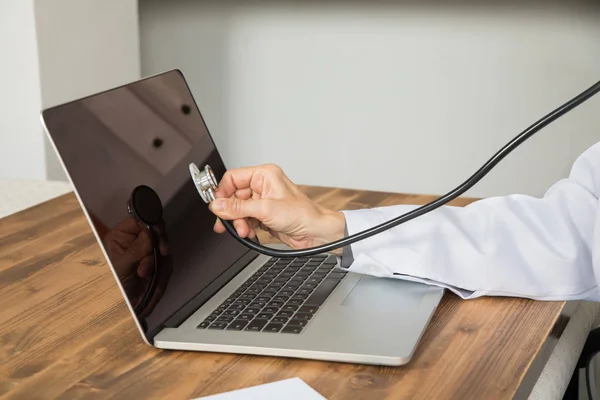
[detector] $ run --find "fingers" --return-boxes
[235,188,253,200]
[209,197,269,222]
[233,219,250,238]
[213,217,261,238]
[213,164,285,199]
[137,254,154,279]
[214,167,259,199]
[214,218,225,233]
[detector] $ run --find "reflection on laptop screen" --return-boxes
[42,70,253,338]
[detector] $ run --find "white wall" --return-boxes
[0,0,45,180]
[34,0,141,181]
[0,0,140,182]
[139,1,600,198]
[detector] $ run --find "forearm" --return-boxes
[338,142,600,300]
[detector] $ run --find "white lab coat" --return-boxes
[340,141,600,301]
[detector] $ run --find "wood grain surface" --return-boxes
[0,187,566,400]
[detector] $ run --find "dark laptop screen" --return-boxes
[42,70,254,339]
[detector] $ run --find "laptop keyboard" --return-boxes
[197,254,347,334]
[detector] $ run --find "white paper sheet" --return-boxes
[194,378,326,400]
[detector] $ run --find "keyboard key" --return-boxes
[306,262,321,267]
[249,301,266,308]
[307,277,323,285]
[279,290,294,297]
[209,322,227,330]
[312,272,327,279]
[324,255,337,264]
[272,316,288,323]
[329,271,347,279]
[294,312,313,321]
[299,305,318,314]
[235,299,251,305]
[291,293,309,301]
[296,288,313,295]
[283,284,299,291]
[318,265,334,271]
[264,323,283,333]
[277,310,294,318]
[228,304,246,310]
[287,299,303,306]
[282,304,298,312]
[311,255,327,261]
[273,296,289,303]
[204,315,217,322]
[250,284,267,291]
[197,321,210,328]
[263,307,278,313]
[263,289,279,296]
[240,293,256,300]
[216,315,234,322]
[223,309,240,316]
[238,313,254,320]
[256,296,271,302]
[288,319,308,327]
[290,261,305,267]
[267,301,283,308]
[227,319,249,330]
[256,312,274,320]
[282,325,303,334]
[245,319,268,331]
[302,282,318,290]
[244,307,261,314]
[289,277,305,285]
[305,277,342,306]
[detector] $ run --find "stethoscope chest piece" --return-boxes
[189,163,218,203]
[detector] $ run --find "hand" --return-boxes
[103,216,171,316]
[209,164,346,254]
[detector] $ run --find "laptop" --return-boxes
[40,69,444,366]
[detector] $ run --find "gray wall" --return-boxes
[139,0,600,198]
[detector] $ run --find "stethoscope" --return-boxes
[127,184,163,314]
[190,79,600,258]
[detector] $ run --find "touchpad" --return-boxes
[341,275,428,311]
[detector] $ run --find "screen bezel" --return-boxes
[40,69,260,343]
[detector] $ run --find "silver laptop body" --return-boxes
[41,69,444,366]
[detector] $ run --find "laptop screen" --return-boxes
[42,70,256,340]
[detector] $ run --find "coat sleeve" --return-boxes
[340,142,600,301]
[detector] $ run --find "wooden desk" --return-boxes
[0,187,569,399]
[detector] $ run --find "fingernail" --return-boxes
[211,199,226,211]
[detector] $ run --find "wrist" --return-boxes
[316,208,346,256]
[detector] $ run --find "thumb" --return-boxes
[209,197,267,221]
